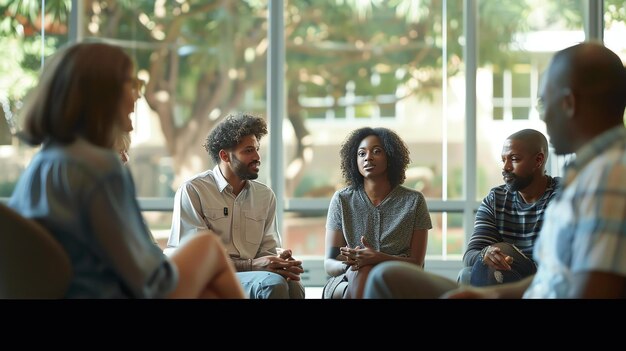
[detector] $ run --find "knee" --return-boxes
[260,273,290,299]
[367,262,409,290]
[288,280,306,299]
[457,266,472,285]
[188,231,224,254]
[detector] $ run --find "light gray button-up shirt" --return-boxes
[168,165,279,260]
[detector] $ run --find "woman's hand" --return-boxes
[340,245,361,270]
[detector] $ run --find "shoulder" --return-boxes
[332,187,357,200]
[548,176,563,192]
[247,181,279,205]
[549,175,562,186]
[248,180,276,195]
[327,187,355,208]
[55,139,123,181]
[483,184,507,200]
[394,185,423,198]
[490,184,508,193]
[181,169,217,188]
[390,186,426,204]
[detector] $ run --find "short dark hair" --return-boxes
[507,128,549,165]
[339,127,410,189]
[20,42,133,148]
[554,42,626,118]
[203,112,268,164]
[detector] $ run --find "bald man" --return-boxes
[459,129,561,287]
[364,42,626,298]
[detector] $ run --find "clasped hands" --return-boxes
[254,248,304,281]
[340,236,376,271]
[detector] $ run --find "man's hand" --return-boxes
[482,245,514,270]
[252,251,304,281]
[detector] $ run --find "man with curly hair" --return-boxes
[168,112,305,299]
[323,127,432,298]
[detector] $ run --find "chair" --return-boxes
[0,203,72,298]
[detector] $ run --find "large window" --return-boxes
[1,1,623,268]
[475,0,586,198]
[0,1,70,195]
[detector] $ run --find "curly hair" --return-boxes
[340,127,410,189]
[203,112,268,164]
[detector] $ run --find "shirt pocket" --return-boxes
[243,210,265,244]
[203,208,229,235]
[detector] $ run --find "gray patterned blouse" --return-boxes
[326,186,432,257]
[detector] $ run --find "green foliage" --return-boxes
[0,0,71,36]
[0,0,542,126]
[605,0,626,27]
[0,0,68,121]
[5,0,626,171]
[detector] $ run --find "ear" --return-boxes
[535,152,545,170]
[219,149,230,163]
[561,87,575,119]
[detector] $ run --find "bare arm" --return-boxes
[324,228,348,277]
[408,228,428,267]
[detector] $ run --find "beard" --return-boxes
[231,153,259,180]
[503,171,533,192]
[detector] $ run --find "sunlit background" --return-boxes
[1,0,625,285]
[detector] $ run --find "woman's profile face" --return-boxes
[356,134,388,180]
[119,70,141,132]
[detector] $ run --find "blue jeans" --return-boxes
[463,242,537,287]
[237,271,305,299]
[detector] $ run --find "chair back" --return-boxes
[0,203,72,298]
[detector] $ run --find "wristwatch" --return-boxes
[479,246,490,262]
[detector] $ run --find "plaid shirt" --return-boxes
[524,126,626,298]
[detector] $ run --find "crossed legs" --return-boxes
[167,230,245,299]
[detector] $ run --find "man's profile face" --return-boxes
[229,134,261,180]
[501,138,537,192]
[538,61,573,155]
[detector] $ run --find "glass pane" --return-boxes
[0,1,71,196]
[476,0,585,199]
[284,1,464,201]
[282,212,326,257]
[512,106,530,120]
[143,211,173,251]
[605,2,626,124]
[82,1,269,196]
[493,106,504,121]
[426,212,464,259]
[604,1,626,97]
[511,64,531,98]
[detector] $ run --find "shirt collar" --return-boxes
[212,164,250,193]
[213,164,230,193]
[563,125,626,185]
